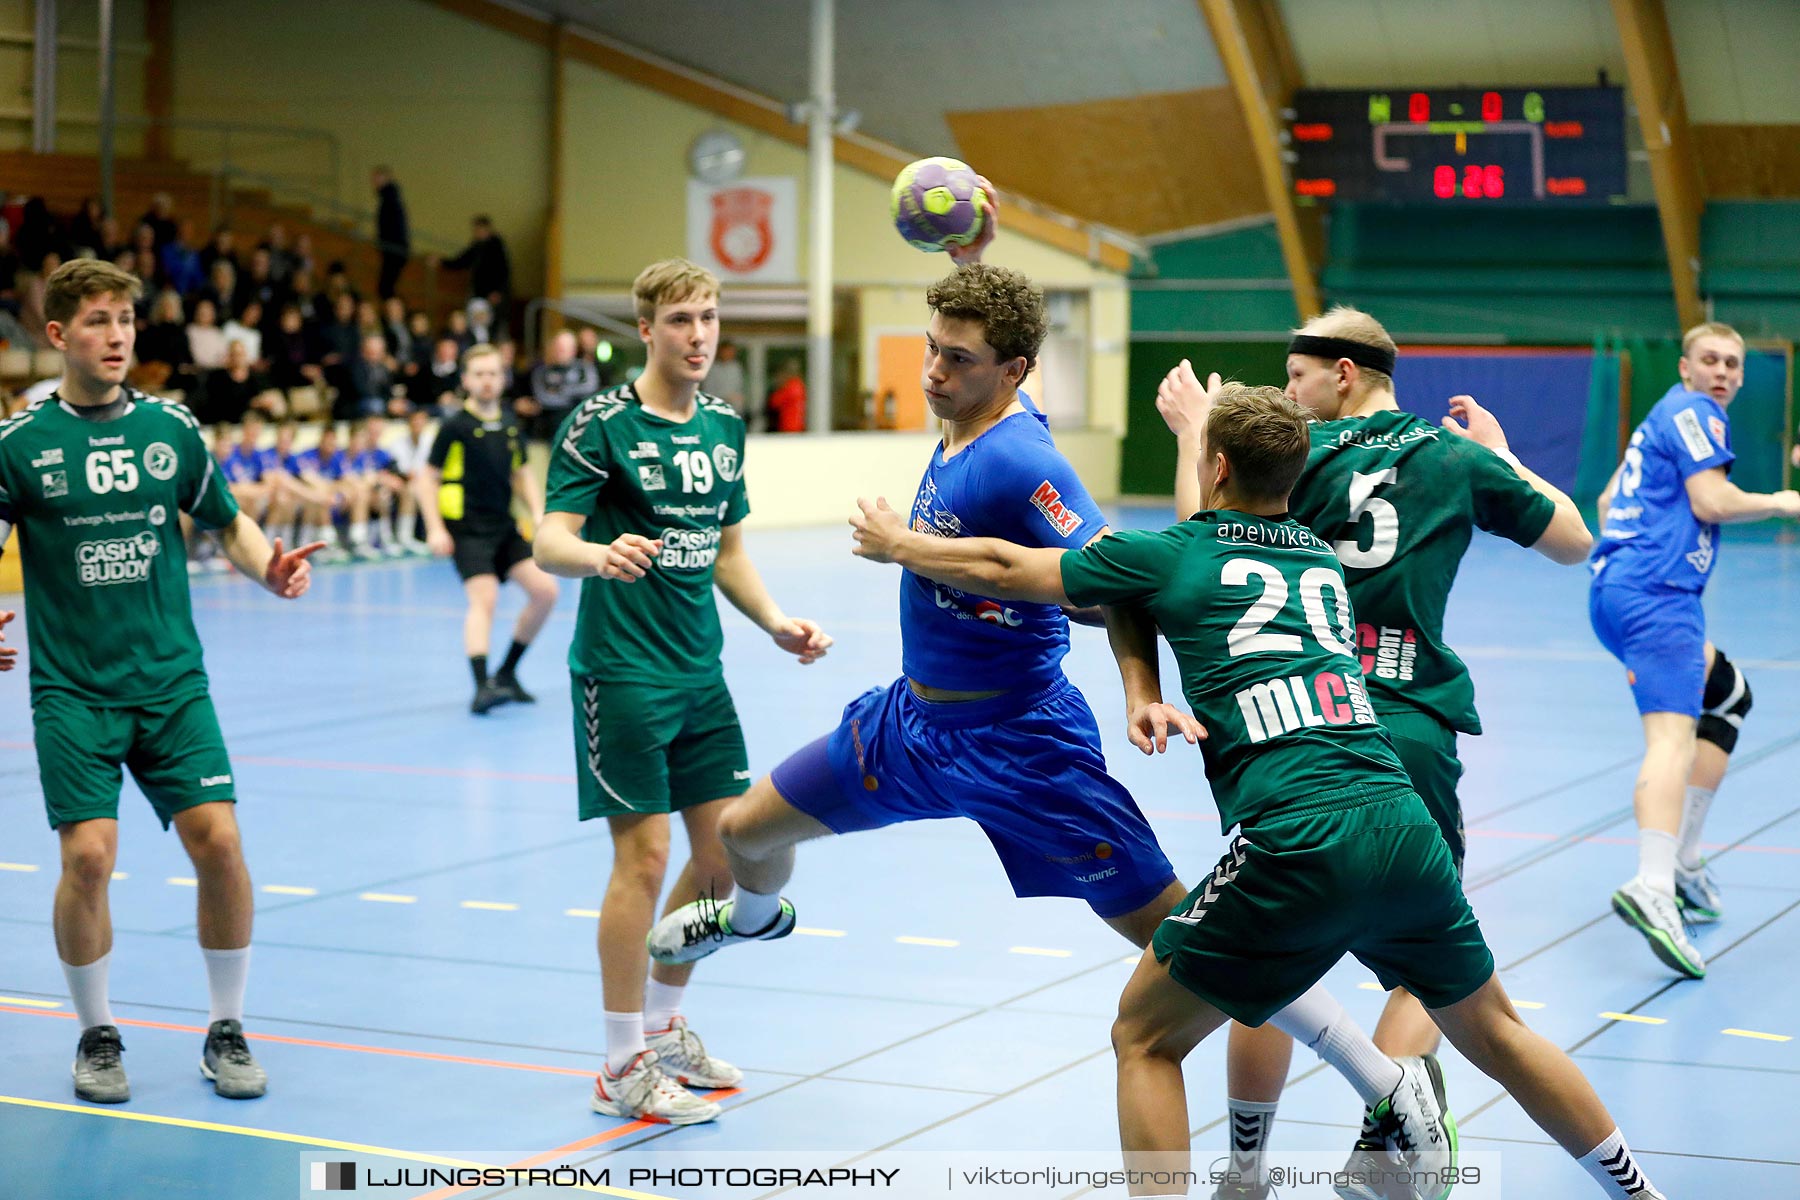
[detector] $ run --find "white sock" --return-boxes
[1226,1097,1278,1184]
[1268,983,1402,1105]
[727,884,781,934]
[305,524,329,546]
[1579,1128,1662,1198]
[377,515,397,545]
[202,946,250,1024]
[644,979,685,1032]
[349,520,370,545]
[1638,829,1678,895]
[604,1010,645,1075]
[1676,786,1715,870]
[61,954,116,1030]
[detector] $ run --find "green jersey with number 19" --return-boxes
[1061,512,1411,832]
[0,390,241,706]
[1290,411,1555,734]
[545,384,749,686]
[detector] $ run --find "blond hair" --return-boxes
[1295,305,1396,394]
[44,258,142,327]
[460,342,501,372]
[1682,321,1744,356]
[1206,385,1312,501]
[632,258,720,322]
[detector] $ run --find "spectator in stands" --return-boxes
[200,225,239,278]
[349,332,403,418]
[767,356,807,433]
[372,166,410,300]
[381,296,414,364]
[412,336,462,411]
[187,297,229,371]
[291,233,316,281]
[497,339,526,404]
[0,220,19,317]
[467,296,499,346]
[288,266,320,323]
[354,299,383,346]
[241,247,287,314]
[68,197,107,258]
[198,258,239,317]
[437,215,511,317]
[263,224,296,282]
[523,329,597,438]
[347,416,418,554]
[705,338,747,415]
[138,192,177,249]
[203,338,282,424]
[265,303,323,393]
[323,260,359,309]
[16,197,67,270]
[223,301,266,365]
[18,251,58,347]
[136,289,195,392]
[160,219,206,297]
[98,215,124,260]
[131,223,164,289]
[445,308,472,353]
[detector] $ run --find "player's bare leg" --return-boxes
[1371,986,1442,1057]
[172,801,267,1098]
[56,818,130,1102]
[462,574,508,714]
[1613,712,1706,976]
[1113,951,1231,1194]
[1105,880,1189,948]
[487,558,558,704]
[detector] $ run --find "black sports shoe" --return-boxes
[494,673,535,704]
[471,680,511,714]
[200,1018,267,1098]
[73,1024,129,1103]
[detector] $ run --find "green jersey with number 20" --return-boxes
[1290,411,1555,734]
[0,391,240,705]
[545,384,749,686]
[1062,512,1411,832]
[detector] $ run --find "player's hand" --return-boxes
[596,532,662,581]
[1790,444,1800,470]
[770,617,833,664]
[1776,490,1800,519]
[850,497,911,563]
[1126,701,1205,756]
[0,609,18,672]
[1155,361,1222,440]
[946,176,999,265]
[1441,394,1509,451]
[265,537,326,599]
[427,529,454,557]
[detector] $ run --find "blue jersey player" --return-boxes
[649,250,1452,1156]
[1591,321,1799,978]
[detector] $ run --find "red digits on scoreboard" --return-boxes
[1438,165,1506,199]
[1409,92,1429,122]
[1434,165,1456,198]
[1484,164,1504,197]
[1481,91,1502,122]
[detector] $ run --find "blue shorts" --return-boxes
[1589,582,1706,717]
[770,675,1177,919]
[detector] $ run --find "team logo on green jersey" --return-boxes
[41,470,67,498]
[638,464,666,490]
[144,442,178,481]
[712,445,740,482]
[76,530,162,586]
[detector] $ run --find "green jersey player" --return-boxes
[0,260,322,1106]
[851,385,1666,1200]
[533,258,831,1126]
[1159,308,1592,1199]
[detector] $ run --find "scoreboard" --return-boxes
[1288,86,1627,204]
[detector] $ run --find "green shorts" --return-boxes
[33,690,236,830]
[1151,788,1494,1027]
[1379,707,1466,876]
[572,675,750,820]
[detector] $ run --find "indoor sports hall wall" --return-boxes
[0,0,149,156]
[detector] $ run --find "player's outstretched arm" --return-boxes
[850,496,1069,605]
[1443,395,1592,564]
[511,463,547,531]
[1100,603,1204,755]
[410,464,454,556]
[218,512,327,599]
[713,522,832,664]
[532,510,662,581]
[0,609,18,672]
[1155,360,1222,518]
[1685,468,1800,525]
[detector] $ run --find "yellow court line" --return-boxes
[1009,947,1073,958]
[895,936,958,948]
[1600,1012,1667,1025]
[167,877,198,887]
[261,885,318,896]
[0,1094,667,1199]
[111,872,128,880]
[362,893,418,904]
[0,996,61,1009]
[795,927,845,938]
[1514,1001,1547,1010]
[1357,981,1384,991]
[565,908,601,918]
[0,862,40,872]
[1723,1028,1793,1043]
[460,901,519,912]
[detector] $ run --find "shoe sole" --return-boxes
[1418,1054,1458,1200]
[72,1069,129,1104]
[660,1067,743,1089]
[590,1095,718,1125]
[1675,891,1722,924]
[1611,891,1706,978]
[200,1058,268,1099]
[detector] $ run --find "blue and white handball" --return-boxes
[891,157,986,252]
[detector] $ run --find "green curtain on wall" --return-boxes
[1121,341,1291,496]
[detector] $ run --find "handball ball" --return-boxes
[891,157,986,252]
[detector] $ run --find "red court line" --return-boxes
[0,1004,596,1077]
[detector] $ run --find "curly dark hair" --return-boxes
[925,263,1048,373]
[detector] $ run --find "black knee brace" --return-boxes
[1698,649,1752,754]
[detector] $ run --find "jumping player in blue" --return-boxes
[649,224,1454,1162]
[1591,320,1799,978]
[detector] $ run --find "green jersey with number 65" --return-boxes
[0,390,240,706]
[1062,512,1411,832]
[545,384,749,686]
[1290,411,1555,734]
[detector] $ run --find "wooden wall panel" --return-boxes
[1694,124,1800,198]
[945,88,1266,237]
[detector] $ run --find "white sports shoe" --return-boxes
[590,1050,720,1125]
[647,895,797,965]
[1336,1054,1456,1200]
[646,1016,743,1089]
[1612,876,1706,978]
[1674,860,1723,923]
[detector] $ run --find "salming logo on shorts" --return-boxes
[1165,836,1250,926]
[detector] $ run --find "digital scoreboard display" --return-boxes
[1288,86,1627,204]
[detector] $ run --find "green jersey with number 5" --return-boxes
[545,384,749,686]
[1062,512,1411,831]
[1290,410,1556,733]
[0,390,240,706]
